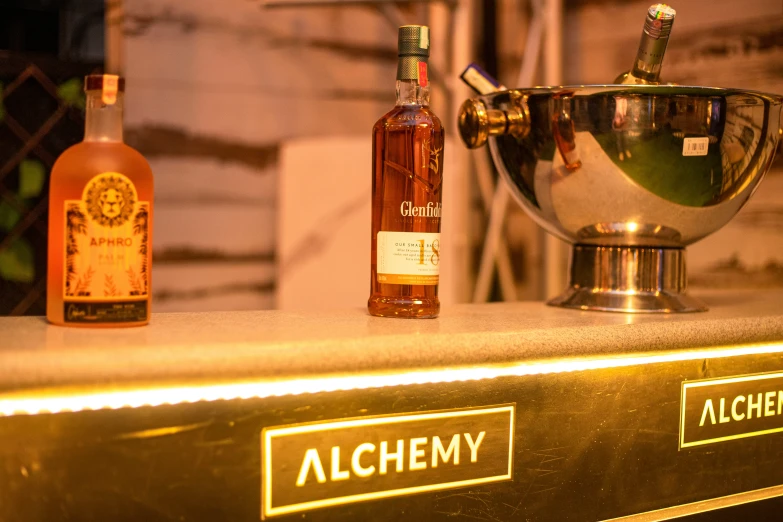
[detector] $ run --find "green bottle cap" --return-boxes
[398,25,430,57]
[397,25,430,81]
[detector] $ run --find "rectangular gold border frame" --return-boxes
[261,404,515,518]
[680,371,783,449]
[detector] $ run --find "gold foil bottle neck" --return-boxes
[644,4,676,39]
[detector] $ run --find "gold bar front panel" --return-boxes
[1,348,783,521]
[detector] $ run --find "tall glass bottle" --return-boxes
[47,75,154,327]
[614,4,676,85]
[368,25,444,318]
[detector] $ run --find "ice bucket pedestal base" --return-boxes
[548,245,708,313]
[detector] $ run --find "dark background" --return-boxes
[0,0,104,315]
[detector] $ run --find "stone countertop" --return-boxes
[0,290,782,391]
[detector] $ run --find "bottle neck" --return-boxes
[629,33,670,83]
[84,91,124,142]
[396,80,430,107]
[629,7,675,84]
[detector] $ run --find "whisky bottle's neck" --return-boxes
[84,91,124,142]
[396,50,430,106]
[396,79,430,107]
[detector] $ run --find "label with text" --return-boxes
[261,405,514,518]
[63,300,147,324]
[680,372,783,448]
[377,231,440,285]
[63,172,149,323]
[682,137,709,156]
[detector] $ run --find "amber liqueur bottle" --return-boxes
[47,75,153,327]
[368,25,444,318]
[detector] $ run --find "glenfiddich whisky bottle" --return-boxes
[368,25,444,318]
[614,4,676,85]
[47,75,153,327]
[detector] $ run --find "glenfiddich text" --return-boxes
[400,201,442,218]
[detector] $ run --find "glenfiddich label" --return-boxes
[376,231,440,285]
[63,172,149,323]
[261,405,514,518]
[680,372,783,449]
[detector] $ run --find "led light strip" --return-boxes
[1,341,782,417]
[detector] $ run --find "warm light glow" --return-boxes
[1,342,782,417]
[625,221,639,233]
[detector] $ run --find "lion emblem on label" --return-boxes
[83,172,137,227]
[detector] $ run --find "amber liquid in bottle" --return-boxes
[368,75,444,318]
[47,76,153,327]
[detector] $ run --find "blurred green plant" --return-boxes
[57,78,85,110]
[0,159,48,284]
[0,238,34,283]
[0,197,21,231]
[18,159,46,199]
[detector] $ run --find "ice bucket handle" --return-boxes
[458,91,530,149]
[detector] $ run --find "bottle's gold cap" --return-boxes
[85,74,125,105]
[645,4,676,39]
[84,74,126,92]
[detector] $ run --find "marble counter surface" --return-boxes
[1,290,782,392]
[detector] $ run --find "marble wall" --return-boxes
[123,0,399,312]
[124,0,783,313]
